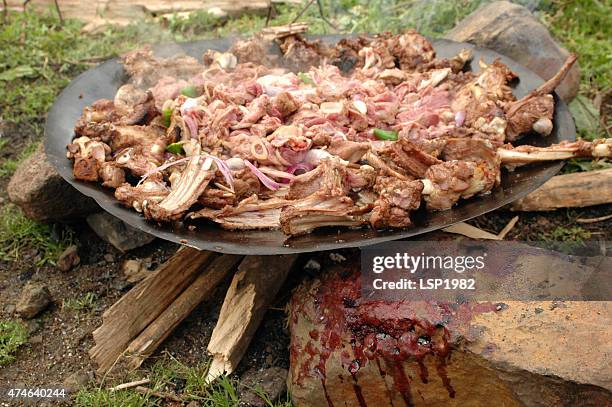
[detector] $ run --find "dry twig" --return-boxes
[576,213,612,224]
[497,216,519,240]
[109,378,151,392]
[53,0,62,24]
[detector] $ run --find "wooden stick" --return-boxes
[443,222,500,240]
[497,215,519,240]
[576,213,612,224]
[89,247,214,374]
[124,254,243,369]
[52,0,62,24]
[206,254,299,383]
[2,0,8,23]
[261,22,308,40]
[109,378,150,391]
[511,168,612,211]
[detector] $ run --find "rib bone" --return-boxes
[498,139,611,165]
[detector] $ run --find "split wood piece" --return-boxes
[511,168,612,211]
[89,247,214,374]
[442,222,501,240]
[124,254,243,369]
[261,22,309,40]
[206,254,299,383]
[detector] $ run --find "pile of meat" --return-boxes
[68,30,601,236]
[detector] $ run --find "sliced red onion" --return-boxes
[244,159,280,191]
[455,111,466,127]
[184,114,198,139]
[208,155,234,191]
[258,166,296,180]
[286,163,314,176]
[258,167,296,184]
[137,156,193,186]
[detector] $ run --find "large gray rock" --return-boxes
[7,144,98,222]
[86,212,155,252]
[16,282,52,319]
[445,1,580,102]
[288,264,611,406]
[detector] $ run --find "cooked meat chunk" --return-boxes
[327,139,370,163]
[287,157,350,200]
[121,46,204,88]
[99,162,126,188]
[229,34,270,65]
[280,194,368,236]
[67,136,111,182]
[422,159,496,211]
[144,156,214,221]
[191,196,290,230]
[115,180,169,212]
[381,138,442,178]
[370,177,423,229]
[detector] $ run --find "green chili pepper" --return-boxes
[162,107,173,127]
[373,128,398,141]
[166,142,184,155]
[180,85,198,98]
[298,72,314,85]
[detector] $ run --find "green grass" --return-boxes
[545,0,611,93]
[74,388,154,407]
[63,292,97,312]
[0,320,28,366]
[0,141,38,178]
[0,204,74,266]
[75,355,289,407]
[540,225,592,242]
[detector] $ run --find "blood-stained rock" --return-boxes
[7,144,98,222]
[445,1,580,102]
[288,264,611,406]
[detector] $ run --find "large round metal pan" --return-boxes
[45,36,575,255]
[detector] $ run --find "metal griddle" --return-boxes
[44,36,576,255]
